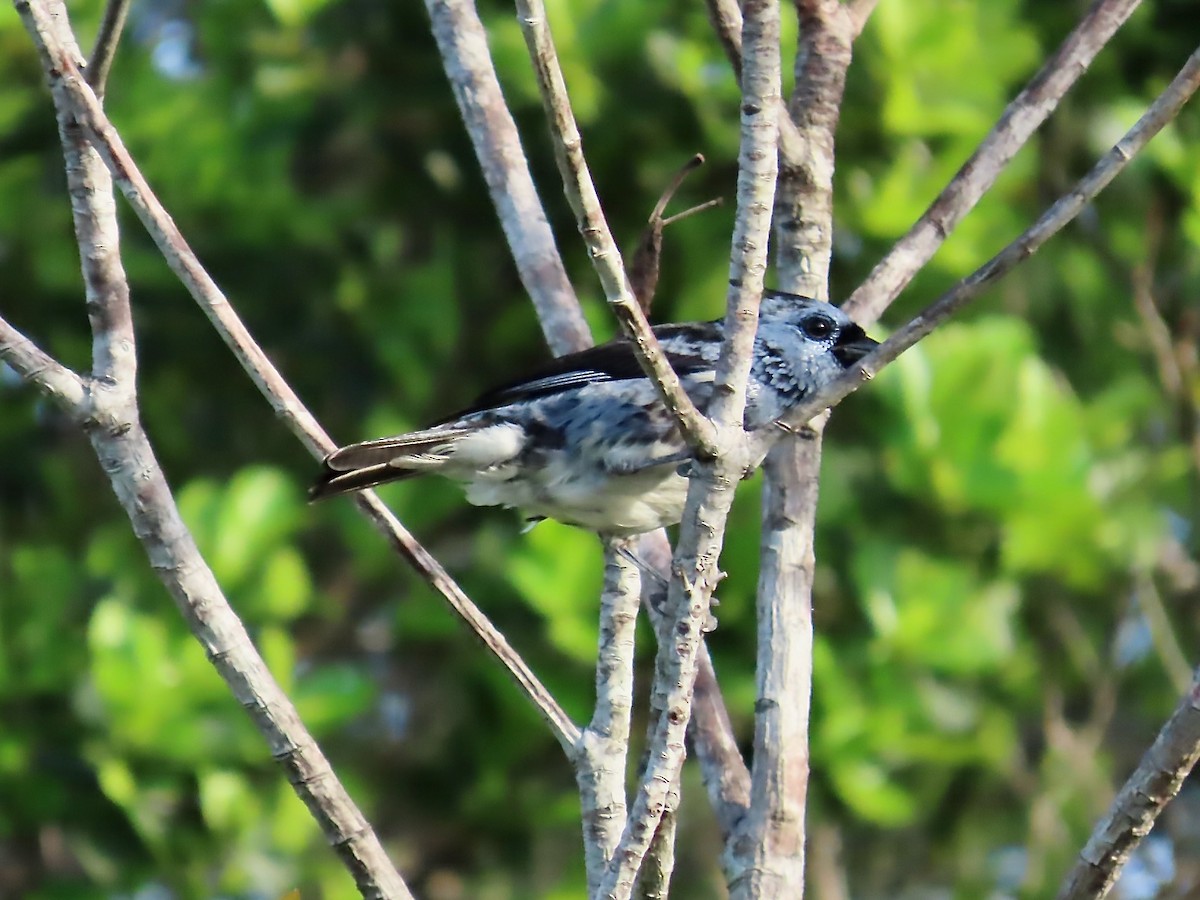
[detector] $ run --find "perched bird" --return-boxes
[311,290,877,536]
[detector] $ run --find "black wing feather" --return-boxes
[443,321,721,419]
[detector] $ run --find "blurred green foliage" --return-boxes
[2,0,1200,897]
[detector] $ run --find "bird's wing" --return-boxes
[449,321,722,418]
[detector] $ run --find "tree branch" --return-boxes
[19,0,581,753]
[513,0,720,458]
[769,44,1200,439]
[634,531,752,838]
[0,317,87,411]
[634,789,678,899]
[577,541,641,895]
[1,340,414,900]
[598,1,781,895]
[38,0,135,395]
[425,0,753,837]
[702,0,806,166]
[85,0,131,99]
[748,68,1200,897]
[724,1,855,895]
[708,0,781,430]
[425,0,592,357]
[773,0,853,297]
[16,3,416,893]
[845,0,877,38]
[99,422,417,899]
[1056,668,1200,900]
[842,0,1144,327]
[728,419,825,897]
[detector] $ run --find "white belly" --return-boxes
[462,462,690,536]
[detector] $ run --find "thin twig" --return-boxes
[1134,571,1193,696]
[630,154,714,314]
[0,319,87,410]
[843,0,1144,327]
[767,44,1200,441]
[425,0,591,357]
[86,0,131,99]
[1056,668,1200,900]
[597,2,782,895]
[21,3,581,753]
[1129,249,1200,478]
[577,541,641,895]
[660,199,723,228]
[513,0,719,458]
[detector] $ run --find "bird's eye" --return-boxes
[800,315,836,341]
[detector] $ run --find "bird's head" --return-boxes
[758,289,879,375]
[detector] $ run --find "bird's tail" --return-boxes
[308,427,472,501]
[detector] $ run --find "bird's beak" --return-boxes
[832,324,879,366]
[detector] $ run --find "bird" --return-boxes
[310,290,877,536]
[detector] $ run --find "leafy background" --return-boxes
[2,0,1199,897]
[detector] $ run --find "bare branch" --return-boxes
[86,0,131,99]
[705,0,743,78]
[660,199,723,228]
[577,541,641,895]
[709,0,781,429]
[36,0,135,389]
[362,496,580,747]
[770,44,1200,439]
[753,59,1200,894]
[17,3,417,893]
[1056,669,1200,900]
[1134,571,1192,696]
[97,422,417,900]
[634,796,678,899]
[630,154,714,314]
[702,0,807,166]
[632,608,684,900]
[728,419,825,897]
[599,2,782,895]
[513,0,720,458]
[691,648,752,830]
[634,531,752,837]
[774,0,854,297]
[728,0,855,893]
[428,0,748,793]
[425,0,591,357]
[846,0,878,38]
[20,1,581,753]
[0,318,87,411]
[843,0,1144,326]
[1129,250,1200,477]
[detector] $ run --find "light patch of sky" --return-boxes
[1116,835,1175,900]
[131,0,202,81]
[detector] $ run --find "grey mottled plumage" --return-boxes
[311,291,877,536]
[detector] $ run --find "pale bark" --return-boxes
[843,0,1144,327]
